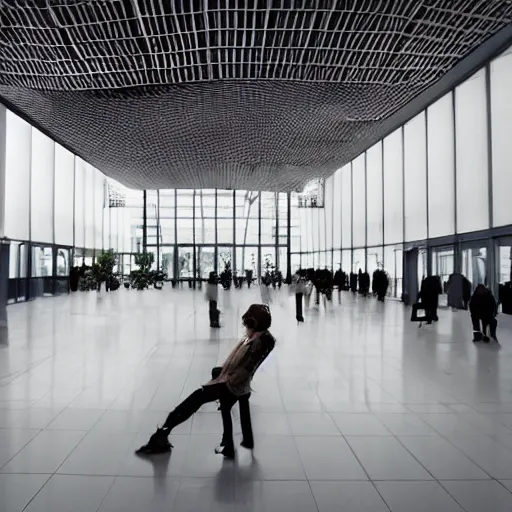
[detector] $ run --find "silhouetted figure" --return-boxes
[350,272,358,293]
[293,270,306,323]
[419,275,442,324]
[447,273,472,310]
[220,263,232,290]
[372,269,389,301]
[70,266,80,292]
[334,268,344,291]
[358,269,370,297]
[206,272,220,328]
[470,284,498,343]
[245,269,253,288]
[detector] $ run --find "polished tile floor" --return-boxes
[1,287,512,511]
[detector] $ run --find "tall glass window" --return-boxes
[427,93,455,238]
[455,69,489,233]
[235,191,258,245]
[5,111,31,241]
[366,142,383,246]
[341,165,352,249]
[383,129,403,244]
[260,192,277,245]
[404,112,427,242]
[54,144,74,246]
[490,47,512,227]
[74,158,86,248]
[333,171,342,249]
[31,129,55,244]
[324,176,333,252]
[159,190,175,244]
[94,170,104,250]
[84,164,95,249]
[352,155,366,247]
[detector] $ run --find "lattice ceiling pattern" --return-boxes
[1,1,511,190]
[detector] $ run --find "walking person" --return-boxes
[419,275,442,324]
[470,284,498,343]
[206,272,220,328]
[136,305,275,459]
[293,270,306,323]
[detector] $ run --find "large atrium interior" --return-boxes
[1,2,512,511]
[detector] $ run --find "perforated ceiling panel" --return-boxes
[1,1,511,190]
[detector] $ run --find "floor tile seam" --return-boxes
[325,409,395,438]
[391,433,483,487]
[437,479,501,512]
[0,428,43,471]
[409,425,500,481]
[93,474,118,512]
[18,473,52,512]
[328,420,393,511]
[287,422,315,483]
[48,405,108,431]
[52,429,139,478]
[451,411,512,435]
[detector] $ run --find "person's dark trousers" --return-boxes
[163,383,238,450]
[212,367,253,447]
[481,317,498,338]
[209,300,218,327]
[295,293,304,322]
[471,314,482,333]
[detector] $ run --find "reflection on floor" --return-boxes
[1,288,512,511]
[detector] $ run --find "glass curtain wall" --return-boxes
[291,42,512,304]
[144,189,289,283]
[3,108,133,301]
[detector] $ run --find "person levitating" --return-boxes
[136,304,275,459]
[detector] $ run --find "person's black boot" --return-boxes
[240,439,254,450]
[214,445,235,459]
[472,331,482,342]
[135,428,172,455]
[482,335,490,343]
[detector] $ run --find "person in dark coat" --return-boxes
[372,269,389,302]
[419,276,442,324]
[206,272,220,328]
[293,270,306,323]
[350,272,358,293]
[470,284,498,342]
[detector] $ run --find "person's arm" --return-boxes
[221,340,244,368]
[228,334,274,387]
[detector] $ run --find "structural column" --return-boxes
[0,105,8,332]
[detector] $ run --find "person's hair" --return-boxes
[242,304,271,332]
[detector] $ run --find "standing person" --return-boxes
[206,272,220,328]
[470,284,498,342]
[293,270,306,323]
[245,269,253,288]
[136,305,275,458]
[419,275,442,324]
[372,269,389,302]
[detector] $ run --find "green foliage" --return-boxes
[134,252,154,272]
[130,252,165,290]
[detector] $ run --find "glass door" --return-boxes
[461,242,487,292]
[432,246,454,306]
[177,246,194,279]
[160,246,174,280]
[261,246,276,276]
[236,246,258,282]
[196,246,215,280]
[30,245,54,298]
[218,246,233,274]
[497,237,512,314]
[8,241,28,303]
[55,247,71,294]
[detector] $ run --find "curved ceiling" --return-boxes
[1,1,511,190]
